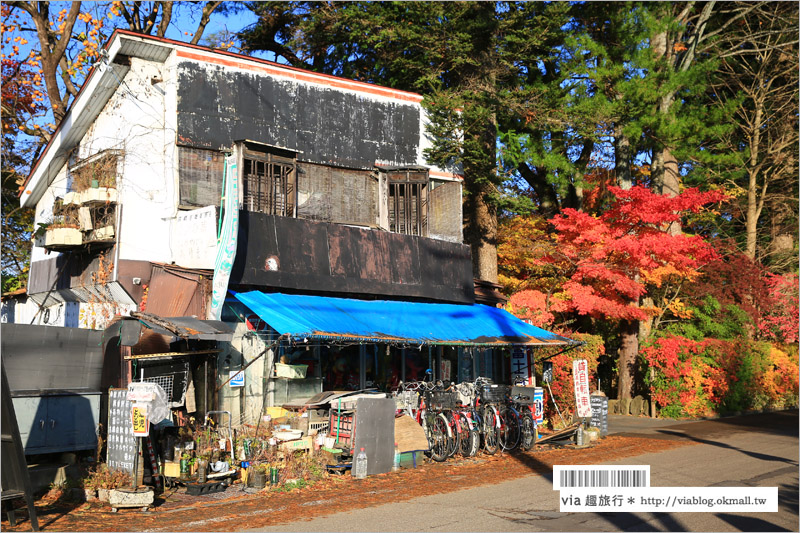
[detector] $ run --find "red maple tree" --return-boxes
[548,185,726,398]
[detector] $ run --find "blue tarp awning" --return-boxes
[234,292,579,347]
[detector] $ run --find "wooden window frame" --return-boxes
[241,144,297,217]
[387,170,428,237]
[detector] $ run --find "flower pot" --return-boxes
[80,187,117,205]
[84,488,97,502]
[45,227,82,248]
[97,488,110,502]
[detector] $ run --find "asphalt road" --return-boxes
[249,410,799,532]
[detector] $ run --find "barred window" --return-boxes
[241,145,296,217]
[388,170,428,236]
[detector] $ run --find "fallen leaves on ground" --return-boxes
[2,435,692,532]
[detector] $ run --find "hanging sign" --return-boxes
[210,153,240,320]
[572,359,591,418]
[131,404,150,437]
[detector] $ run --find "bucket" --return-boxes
[249,468,267,489]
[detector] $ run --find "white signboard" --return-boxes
[127,382,158,402]
[572,359,591,418]
[229,370,245,388]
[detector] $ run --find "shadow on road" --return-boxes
[714,513,792,532]
[655,429,798,467]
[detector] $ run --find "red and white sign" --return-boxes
[573,359,591,418]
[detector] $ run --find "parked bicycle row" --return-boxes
[393,375,538,462]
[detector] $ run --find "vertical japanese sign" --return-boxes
[210,153,239,320]
[511,348,533,385]
[107,389,136,477]
[573,359,591,418]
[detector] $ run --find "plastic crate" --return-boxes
[480,385,509,404]
[329,411,356,453]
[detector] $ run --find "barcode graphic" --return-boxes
[559,469,648,488]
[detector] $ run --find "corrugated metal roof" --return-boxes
[27,281,135,306]
[234,292,578,347]
[129,313,233,341]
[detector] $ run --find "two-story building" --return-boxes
[16,30,576,423]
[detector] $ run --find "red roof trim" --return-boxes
[176,50,422,103]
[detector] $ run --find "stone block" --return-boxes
[108,488,154,509]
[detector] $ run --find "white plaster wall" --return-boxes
[78,57,176,263]
[217,322,275,429]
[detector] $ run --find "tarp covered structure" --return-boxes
[234,291,578,347]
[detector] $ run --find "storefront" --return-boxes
[217,292,579,412]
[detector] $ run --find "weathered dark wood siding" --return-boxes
[176,63,421,169]
[229,212,474,303]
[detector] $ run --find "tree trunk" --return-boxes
[614,125,632,190]
[616,318,639,400]
[464,179,498,283]
[518,162,560,219]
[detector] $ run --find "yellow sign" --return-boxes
[131,405,149,437]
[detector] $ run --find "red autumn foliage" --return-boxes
[540,333,605,426]
[642,335,799,418]
[550,186,726,321]
[760,273,799,344]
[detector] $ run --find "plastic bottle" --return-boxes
[392,442,401,472]
[353,447,368,479]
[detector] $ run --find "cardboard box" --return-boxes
[162,461,180,478]
[279,436,313,452]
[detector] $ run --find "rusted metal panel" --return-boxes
[145,264,211,317]
[229,212,474,303]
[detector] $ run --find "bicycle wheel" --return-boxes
[427,413,450,462]
[444,412,461,457]
[457,412,480,457]
[499,407,520,451]
[520,413,536,451]
[481,407,500,455]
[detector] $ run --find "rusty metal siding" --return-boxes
[145,265,210,317]
[176,63,420,169]
[229,212,474,303]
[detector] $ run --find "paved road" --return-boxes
[249,410,798,532]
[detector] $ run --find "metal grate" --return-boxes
[388,170,428,236]
[243,156,295,216]
[144,375,174,400]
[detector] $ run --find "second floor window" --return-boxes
[388,169,428,236]
[242,144,296,216]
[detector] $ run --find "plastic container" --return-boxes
[392,442,401,472]
[353,447,368,479]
